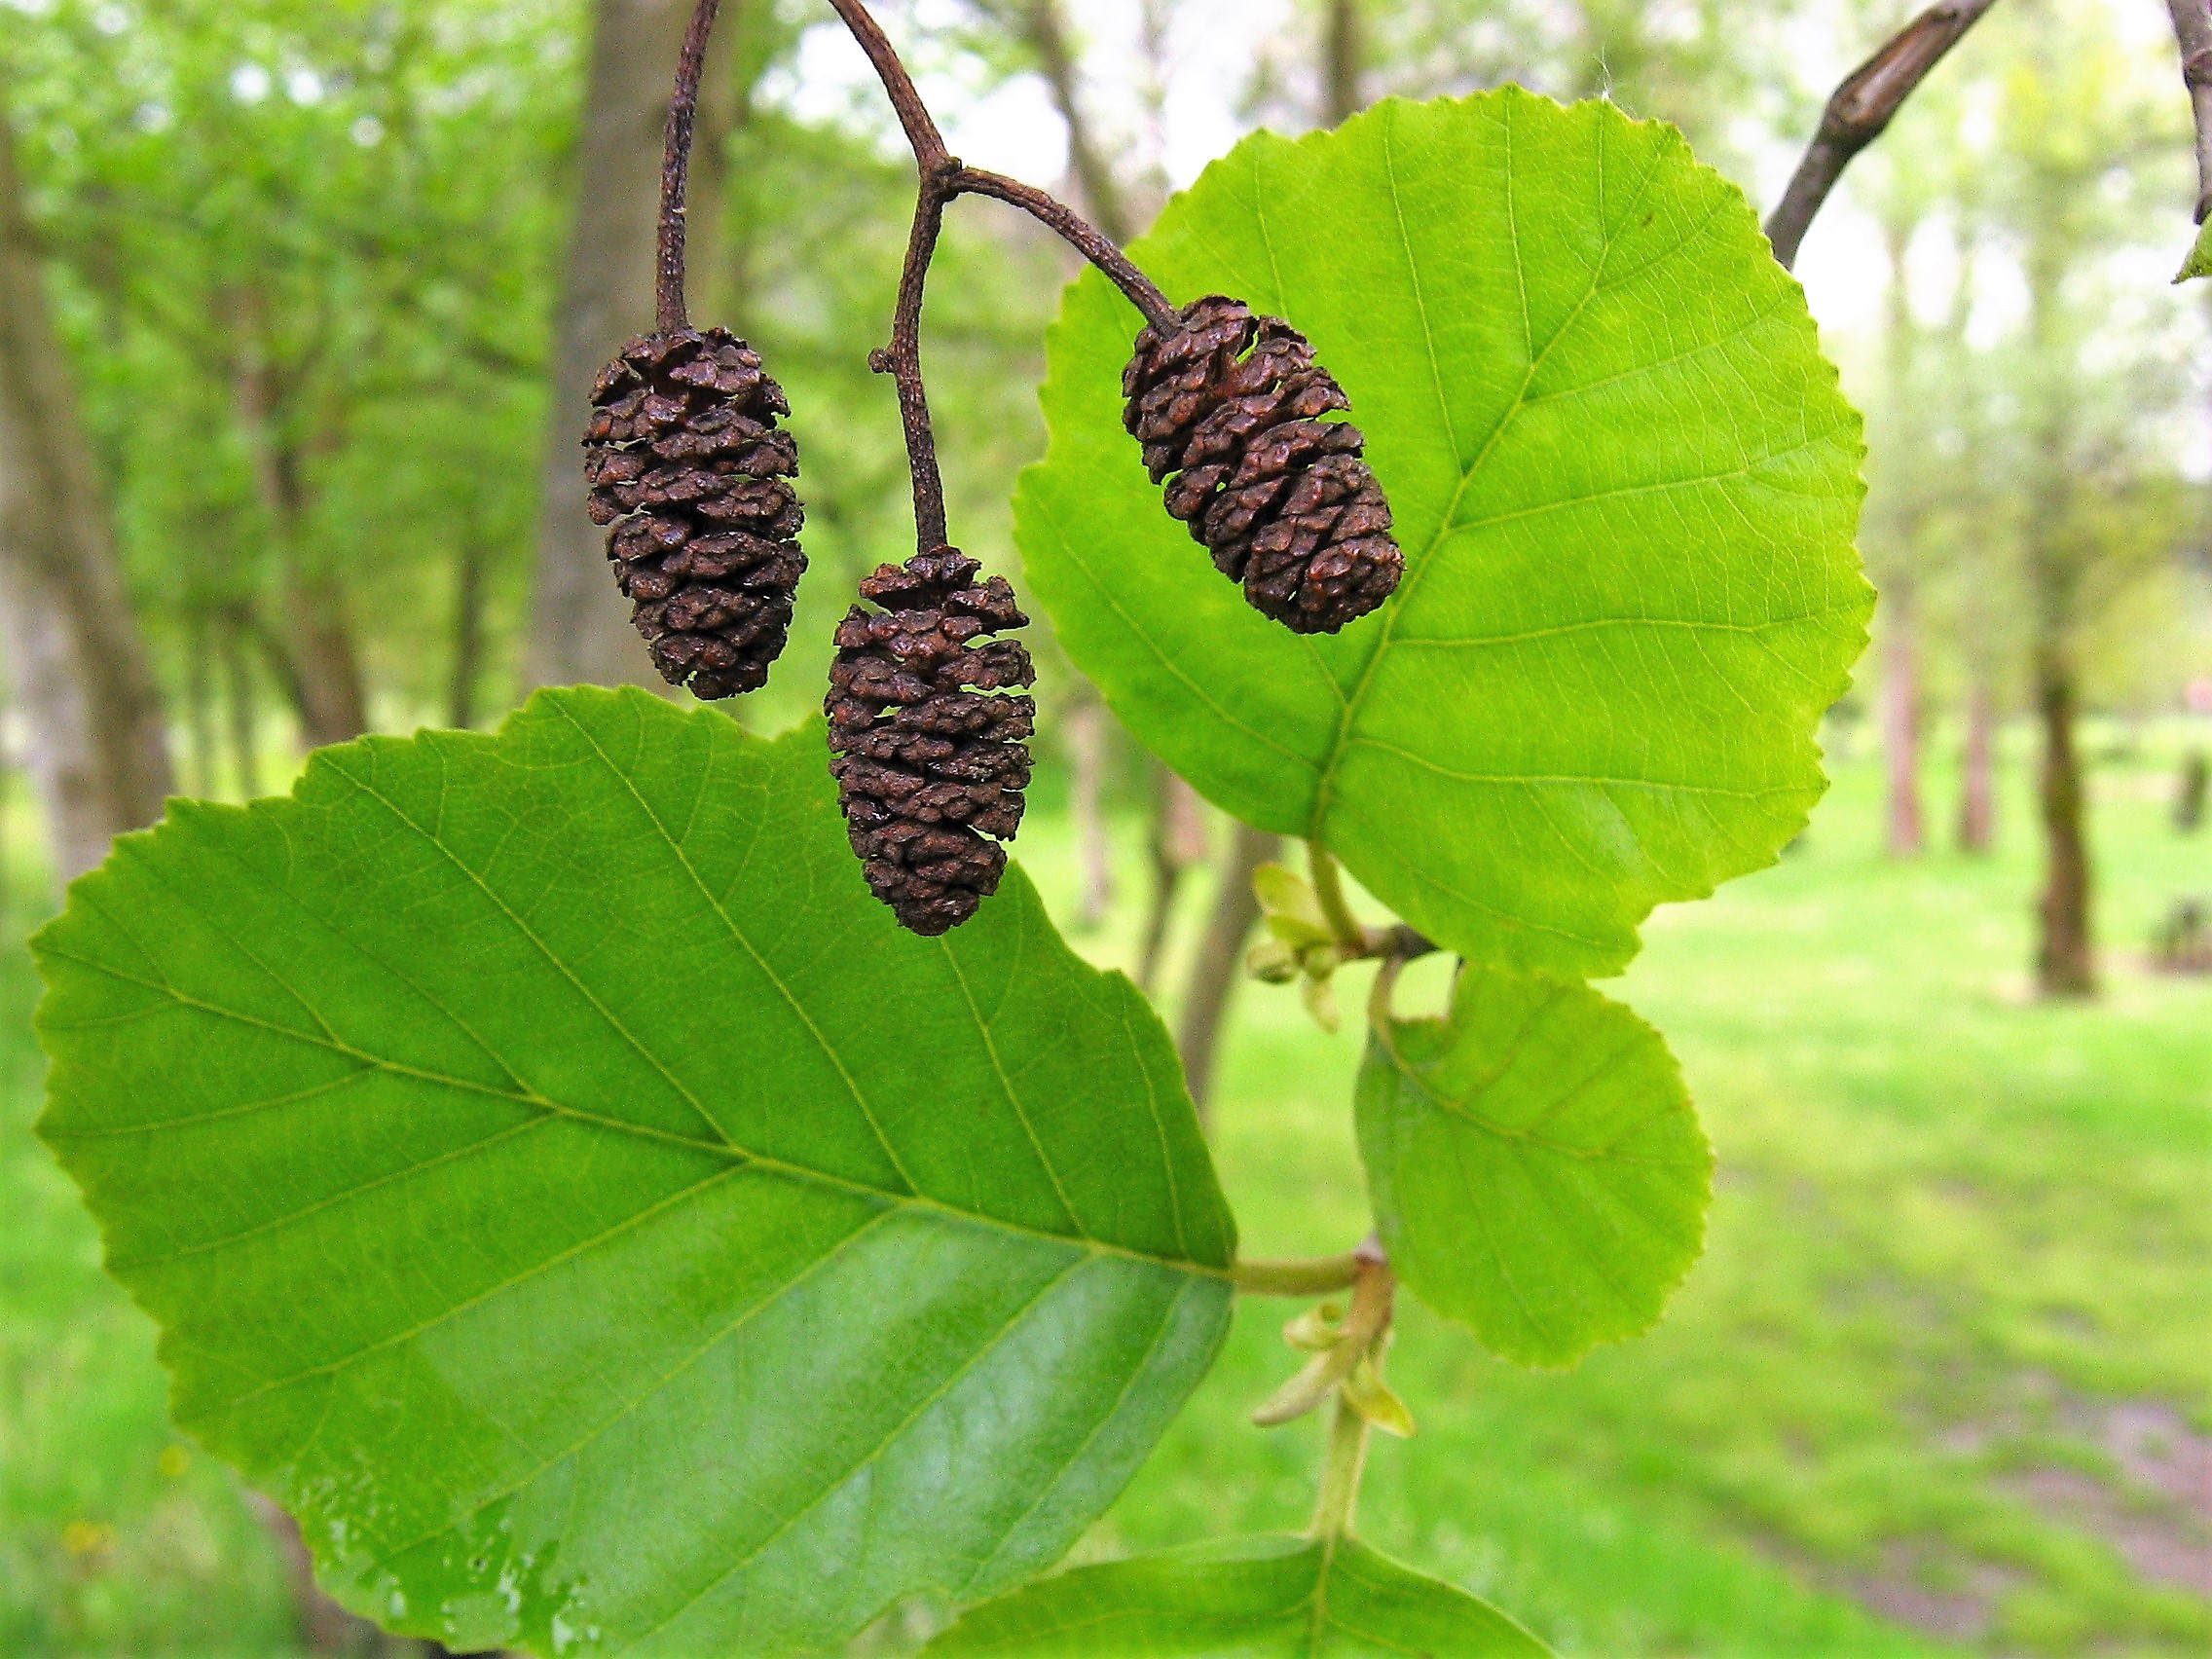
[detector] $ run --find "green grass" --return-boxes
[2,723,2206,1655]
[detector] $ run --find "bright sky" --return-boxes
[766,0,2209,480]
[766,0,1913,346]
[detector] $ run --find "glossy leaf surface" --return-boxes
[926,1534,1550,1655]
[1358,965,1709,1367]
[35,688,1235,1656]
[1020,90,1870,977]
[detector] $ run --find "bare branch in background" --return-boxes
[1016,0,1134,240]
[1765,0,1999,272]
[2165,0,2212,224]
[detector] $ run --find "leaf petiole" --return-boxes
[1309,1389,1372,1541]
[1233,1254,1363,1298]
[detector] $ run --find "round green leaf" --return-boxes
[1358,965,1711,1368]
[1019,89,1870,977]
[926,1534,1551,1655]
[34,688,1235,1657]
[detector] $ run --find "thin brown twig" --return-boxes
[954,166,1175,326]
[2165,0,2212,225]
[1765,0,2000,272]
[869,173,958,548]
[820,0,1176,551]
[656,0,723,333]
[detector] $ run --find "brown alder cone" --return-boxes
[826,547,1036,937]
[1124,295,1403,634]
[583,328,805,698]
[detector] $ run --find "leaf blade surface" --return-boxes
[1357,964,1710,1367]
[925,1534,1552,1655]
[1019,91,1870,977]
[36,687,1234,1656]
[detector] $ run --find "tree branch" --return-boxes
[954,166,1176,326]
[870,168,958,549]
[656,0,723,333]
[820,0,1178,552]
[2166,0,2212,225]
[1765,0,1999,272]
[1012,0,1135,241]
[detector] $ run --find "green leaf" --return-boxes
[1357,964,1710,1367]
[2175,214,2212,282]
[34,688,1235,1657]
[1019,90,1870,978]
[925,1534,1551,1655]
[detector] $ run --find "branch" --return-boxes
[820,0,1177,552]
[870,172,958,548]
[1765,0,1999,272]
[656,0,723,333]
[2167,0,2212,225]
[954,166,1174,325]
[1013,0,1135,242]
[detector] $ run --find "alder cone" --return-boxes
[826,548,1036,937]
[1124,295,1403,634]
[583,328,805,698]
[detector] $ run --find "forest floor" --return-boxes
[2,721,2207,1657]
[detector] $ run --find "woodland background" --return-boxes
[0,0,2207,1654]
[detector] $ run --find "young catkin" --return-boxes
[584,328,806,698]
[825,548,1036,937]
[1124,295,1402,634]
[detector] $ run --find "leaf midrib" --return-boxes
[535,703,922,1195]
[43,945,1225,1282]
[1306,95,1653,852]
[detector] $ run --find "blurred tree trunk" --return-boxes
[1018,1,1124,928]
[2178,749,2207,833]
[281,567,369,747]
[0,102,173,890]
[1323,0,1365,125]
[526,0,703,692]
[182,608,218,798]
[1124,4,1198,993]
[1139,757,1210,992]
[1956,673,1997,854]
[1006,0,1146,943]
[219,614,261,800]
[2023,431,2094,996]
[2032,644,2093,996]
[1064,695,1116,928]
[232,297,368,748]
[449,536,489,729]
[1879,578,1924,858]
[1175,823,1278,1117]
[252,1495,435,1658]
[2019,166,2094,998]
[1022,0,1132,238]
[1172,0,1365,1101]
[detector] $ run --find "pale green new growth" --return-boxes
[1019,89,1870,979]
[925,1534,1552,1655]
[34,688,1233,1658]
[1359,965,1711,1367]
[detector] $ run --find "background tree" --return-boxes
[0,86,171,888]
[1982,0,2194,994]
[528,0,706,695]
